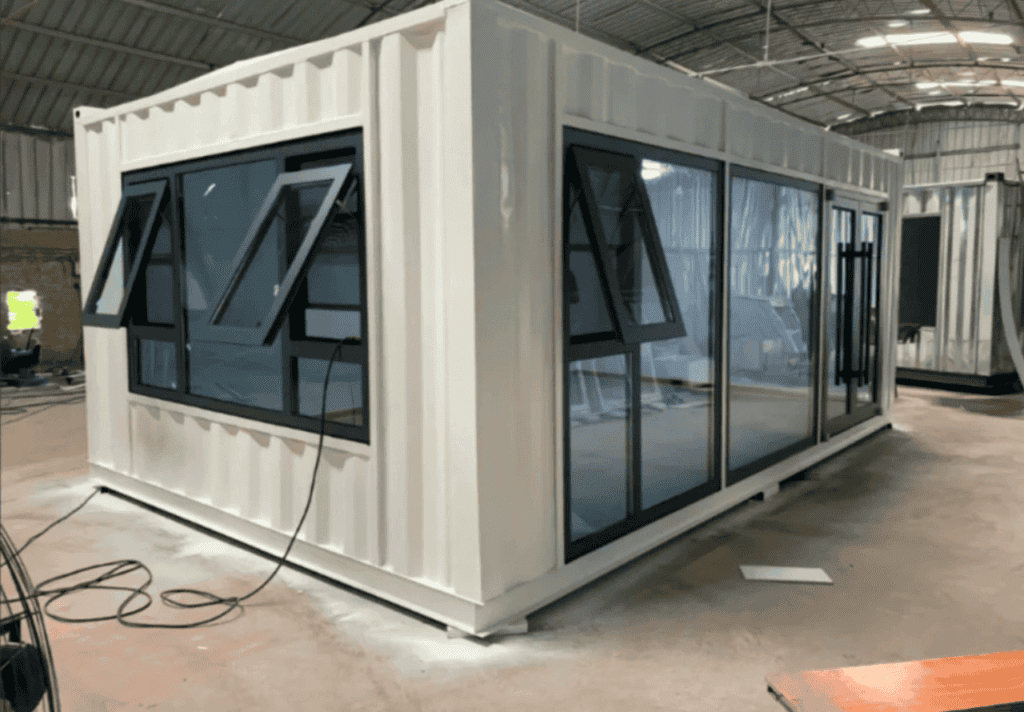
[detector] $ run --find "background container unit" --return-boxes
[896,177,1024,388]
[74,0,901,636]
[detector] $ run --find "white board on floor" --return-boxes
[740,566,833,584]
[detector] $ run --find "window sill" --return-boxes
[127,391,372,458]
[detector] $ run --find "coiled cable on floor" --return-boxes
[10,340,345,629]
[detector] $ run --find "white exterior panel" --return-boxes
[74,0,902,635]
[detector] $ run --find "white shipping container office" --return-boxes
[74,0,902,636]
[896,176,1024,389]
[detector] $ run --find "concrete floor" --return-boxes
[2,384,1023,711]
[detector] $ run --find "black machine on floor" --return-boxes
[0,525,60,712]
[0,332,47,388]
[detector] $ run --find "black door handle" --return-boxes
[835,244,846,386]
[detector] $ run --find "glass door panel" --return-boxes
[856,214,882,407]
[825,198,884,436]
[826,207,854,422]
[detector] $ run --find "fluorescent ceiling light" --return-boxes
[928,89,943,95]
[1003,57,1013,62]
[888,20,909,27]
[917,100,964,108]
[908,8,931,14]
[856,32,954,48]
[835,113,852,120]
[1002,79,1024,87]
[916,79,996,89]
[960,31,1013,44]
[856,30,1013,48]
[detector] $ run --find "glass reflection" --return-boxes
[217,181,332,329]
[139,339,177,390]
[296,358,363,426]
[640,161,716,508]
[567,195,616,337]
[729,178,817,472]
[183,160,282,408]
[587,165,669,326]
[307,186,361,307]
[568,354,631,541]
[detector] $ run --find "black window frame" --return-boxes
[201,164,354,348]
[82,179,170,328]
[84,129,370,444]
[566,145,687,345]
[563,127,724,563]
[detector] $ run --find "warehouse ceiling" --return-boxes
[2,0,1024,135]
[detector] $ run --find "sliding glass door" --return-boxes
[825,196,885,436]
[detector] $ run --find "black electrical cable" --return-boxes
[1,394,87,425]
[11,340,346,629]
[1,393,86,416]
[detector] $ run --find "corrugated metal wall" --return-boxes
[75,115,131,475]
[855,121,1023,185]
[555,39,896,196]
[896,182,1012,376]
[0,128,76,225]
[74,1,486,603]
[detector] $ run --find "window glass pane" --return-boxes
[139,339,177,390]
[568,354,631,541]
[145,264,174,325]
[217,181,332,329]
[296,358,363,426]
[94,241,125,315]
[188,335,284,410]
[307,194,361,306]
[94,193,156,315]
[640,161,716,508]
[183,160,282,408]
[729,177,818,472]
[305,308,360,340]
[567,199,615,337]
[587,165,668,326]
[150,204,172,257]
[122,194,156,265]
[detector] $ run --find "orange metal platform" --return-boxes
[767,650,1024,711]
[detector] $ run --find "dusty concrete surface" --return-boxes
[2,385,1023,711]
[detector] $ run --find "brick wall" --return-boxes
[1,229,83,371]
